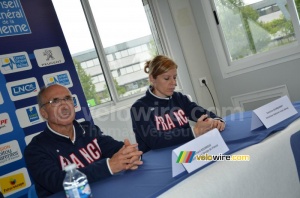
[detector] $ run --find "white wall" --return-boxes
[189,0,300,114]
[155,0,300,117]
[153,0,221,114]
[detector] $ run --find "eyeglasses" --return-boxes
[41,96,74,108]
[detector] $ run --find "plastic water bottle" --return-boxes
[63,163,92,198]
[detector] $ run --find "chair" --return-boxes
[291,131,300,181]
[28,184,38,198]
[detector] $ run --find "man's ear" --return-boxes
[40,108,48,120]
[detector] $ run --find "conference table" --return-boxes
[50,102,300,198]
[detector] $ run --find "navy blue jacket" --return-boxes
[130,87,220,153]
[24,120,123,197]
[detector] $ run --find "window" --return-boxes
[203,0,300,78]
[142,44,148,51]
[128,48,136,55]
[93,58,100,66]
[86,60,94,68]
[115,52,122,59]
[126,66,134,74]
[106,54,114,62]
[121,50,129,57]
[120,68,126,75]
[133,64,141,71]
[52,0,163,106]
[81,62,87,69]
[112,70,118,78]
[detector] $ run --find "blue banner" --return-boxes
[0,0,92,197]
[0,0,31,37]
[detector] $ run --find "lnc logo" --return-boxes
[11,82,37,96]
[6,77,40,101]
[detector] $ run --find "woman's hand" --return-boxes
[193,115,225,137]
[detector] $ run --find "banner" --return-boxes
[0,0,91,197]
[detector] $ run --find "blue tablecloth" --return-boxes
[49,102,300,198]
[222,101,300,154]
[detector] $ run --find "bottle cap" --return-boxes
[64,163,77,171]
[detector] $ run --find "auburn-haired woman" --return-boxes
[130,55,225,153]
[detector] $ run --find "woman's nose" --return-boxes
[171,78,177,86]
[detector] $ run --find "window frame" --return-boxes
[202,0,300,78]
[79,0,169,113]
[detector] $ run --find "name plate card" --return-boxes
[251,95,297,130]
[172,128,229,177]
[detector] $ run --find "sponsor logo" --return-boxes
[0,0,31,37]
[72,94,81,112]
[15,104,44,128]
[12,82,37,96]
[0,91,3,105]
[0,173,26,194]
[0,52,32,74]
[6,78,39,101]
[0,140,22,166]
[43,70,73,88]
[0,168,31,196]
[34,46,65,67]
[26,106,39,123]
[0,113,13,135]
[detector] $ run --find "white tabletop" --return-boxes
[159,118,300,198]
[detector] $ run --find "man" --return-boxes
[24,84,143,197]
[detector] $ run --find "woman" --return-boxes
[130,55,225,153]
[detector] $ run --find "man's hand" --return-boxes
[109,139,143,174]
[124,139,143,170]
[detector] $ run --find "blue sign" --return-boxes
[26,107,39,123]
[0,0,31,37]
[57,74,70,85]
[0,0,91,196]
[11,82,37,96]
[73,97,77,107]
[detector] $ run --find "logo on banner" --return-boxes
[0,52,32,74]
[0,168,31,196]
[0,140,22,166]
[43,70,73,88]
[26,107,39,123]
[0,0,31,37]
[0,173,26,195]
[0,91,3,105]
[16,104,44,128]
[6,78,40,101]
[72,95,81,112]
[34,46,65,67]
[0,113,13,135]
[73,97,78,107]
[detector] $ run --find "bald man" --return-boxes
[25,84,143,197]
